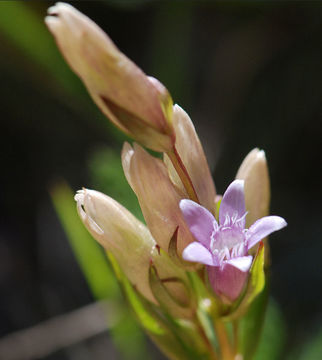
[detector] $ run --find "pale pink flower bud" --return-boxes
[45,3,175,152]
[75,189,190,310]
[236,148,270,227]
[164,105,216,213]
[121,142,195,255]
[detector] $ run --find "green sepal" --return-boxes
[109,252,211,360]
[187,271,222,356]
[100,95,175,153]
[107,251,163,335]
[215,197,222,222]
[149,263,191,309]
[168,227,200,271]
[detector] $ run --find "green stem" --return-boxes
[167,146,199,203]
[214,320,235,360]
[233,321,239,354]
[196,322,219,360]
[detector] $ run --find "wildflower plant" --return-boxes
[46,3,287,360]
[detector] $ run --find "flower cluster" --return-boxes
[46,3,287,359]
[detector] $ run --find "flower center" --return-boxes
[210,226,246,265]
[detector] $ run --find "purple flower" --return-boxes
[180,180,287,302]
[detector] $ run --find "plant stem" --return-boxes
[233,321,239,354]
[214,319,235,360]
[196,322,219,360]
[167,146,199,203]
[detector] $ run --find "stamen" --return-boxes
[210,230,215,252]
[235,212,248,228]
[237,243,245,256]
[213,220,219,231]
[231,245,238,258]
[221,226,231,231]
[231,212,238,224]
[219,251,226,264]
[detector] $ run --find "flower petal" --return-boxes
[236,148,270,227]
[182,242,216,266]
[219,180,246,226]
[164,105,216,212]
[180,199,217,249]
[247,216,287,249]
[225,256,253,272]
[122,143,195,254]
[207,264,249,302]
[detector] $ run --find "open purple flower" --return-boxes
[180,180,287,302]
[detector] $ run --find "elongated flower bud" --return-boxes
[164,105,216,213]
[75,189,157,303]
[236,148,270,227]
[121,142,195,255]
[75,189,190,313]
[45,2,175,152]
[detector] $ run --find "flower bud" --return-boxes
[164,105,216,213]
[121,142,195,255]
[75,189,190,309]
[236,148,270,227]
[45,2,175,152]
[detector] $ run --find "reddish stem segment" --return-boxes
[214,320,235,360]
[167,146,199,203]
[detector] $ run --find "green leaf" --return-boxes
[50,181,119,300]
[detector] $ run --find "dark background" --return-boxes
[0,1,321,359]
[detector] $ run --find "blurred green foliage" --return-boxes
[254,299,286,360]
[295,327,322,360]
[0,2,81,96]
